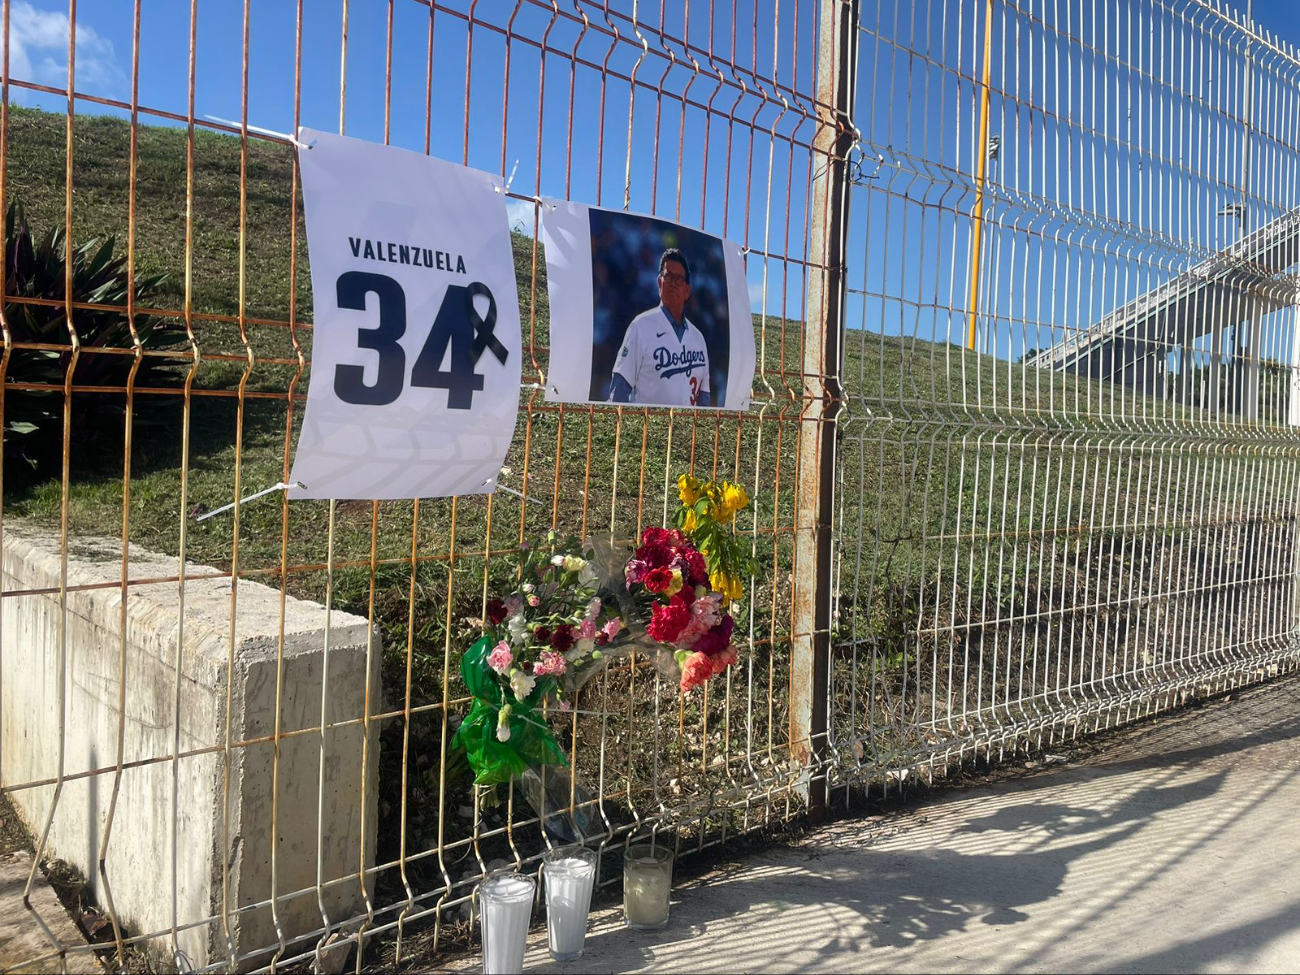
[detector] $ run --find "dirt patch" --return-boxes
[0,791,33,857]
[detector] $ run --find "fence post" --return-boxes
[791,0,855,819]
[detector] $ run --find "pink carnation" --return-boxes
[625,559,650,585]
[708,644,739,676]
[602,617,624,640]
[534,650,568,677]
[486,641,513,674]
[691,593,723,629]
[680,651,714,692]
[579,618,598,640]
[676,617,710,650]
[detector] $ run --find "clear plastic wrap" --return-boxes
[559,531,681,695]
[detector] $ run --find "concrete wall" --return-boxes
[0,524,380,971]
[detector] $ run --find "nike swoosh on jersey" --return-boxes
[656,331,667,338]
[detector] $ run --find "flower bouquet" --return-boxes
[451,532,624,786]
[623,474,756,692]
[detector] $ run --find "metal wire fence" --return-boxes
[830,0,1300,800]
[0,0,1296,972]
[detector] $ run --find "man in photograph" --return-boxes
[608,248,712,407]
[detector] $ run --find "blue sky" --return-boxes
[7,0,1300,350]
[843,0,1300,367]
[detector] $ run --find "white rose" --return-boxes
[562,555,588,573]
[551,555,567,567]
[510,670,536,701]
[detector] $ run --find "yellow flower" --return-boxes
[720,482,750,520]
[704,483,724,520]
[682,509,700,533]
[666,568,684,596]
[677,473,703,507]
[709,569,744,602]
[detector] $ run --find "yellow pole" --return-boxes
[967,0,995,351]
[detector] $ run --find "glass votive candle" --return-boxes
[543,845,598,961]
[478,872,535,975]
[623,843,674,930]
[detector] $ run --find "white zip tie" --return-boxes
[202,115,315,151]
[195,481,305,522]
[497,158,520,194]
[493,483,548,508]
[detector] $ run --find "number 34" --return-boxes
[332,270,509,410]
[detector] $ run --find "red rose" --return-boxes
[533,625,552,645]
[644,567,675,593]
[550,623,575,653]
[647,596,692,644]
[486,599,509,626]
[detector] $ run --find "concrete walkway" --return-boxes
[453,674,1300,973]
[0,851,95,974]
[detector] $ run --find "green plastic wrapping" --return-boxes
[450,635,569,786]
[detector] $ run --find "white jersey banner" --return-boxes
[541,201,754,411]
[289,129,521,499]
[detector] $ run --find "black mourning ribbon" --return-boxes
[466,281,509,365]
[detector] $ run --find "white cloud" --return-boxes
[9,1,124,98]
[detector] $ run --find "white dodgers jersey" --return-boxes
[611,307,711,407]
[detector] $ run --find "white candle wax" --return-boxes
[623,870,671,927]
[479,875,534,975]
[544,856,597,959]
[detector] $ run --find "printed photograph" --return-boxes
[588,209,731,407]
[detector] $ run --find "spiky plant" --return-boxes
[3,202,177,470]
